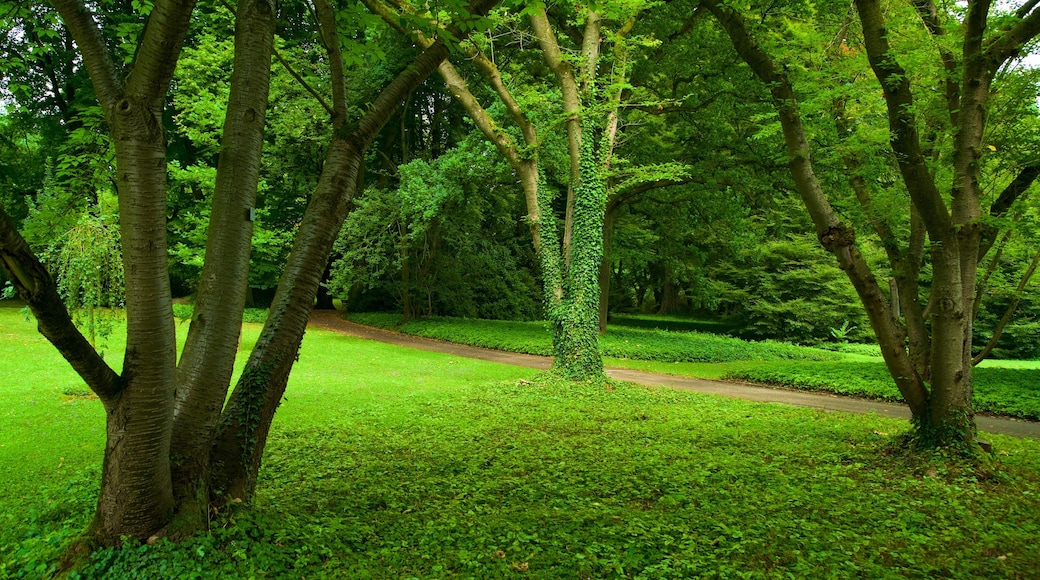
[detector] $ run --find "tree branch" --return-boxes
[987,3,1040,66]
[273,46,334,117]
[123,0,198,103]
[529,5,582,265]
[708,0,930,418]
[854,0,955,244]
[49,0,123,112]
[314,0,348,131]
[0,207,122,401]
[978,163,1040,260]
[972,246,1040,364]
[910,0,960,123]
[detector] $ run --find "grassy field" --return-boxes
[348,312,1040,421]
[3,305,1040,578]
[349,313,842,362]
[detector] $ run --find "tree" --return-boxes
[704,0,1040,447]
[368,0,673,378]
[327,138,540,321]
[0,0,497,553]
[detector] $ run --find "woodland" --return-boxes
[1,0,1040,573]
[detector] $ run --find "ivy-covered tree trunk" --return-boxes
[598,207,615,333]
[540,134,607,380]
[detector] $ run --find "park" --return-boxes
[2,0,1040,576]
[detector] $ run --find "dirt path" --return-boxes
[308,311,1040,440]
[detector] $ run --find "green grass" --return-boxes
[721,361,1040,420]
[3,306,1040,578]
[350,312,842,363]
[350,312,1040,421]
[606,313,740,335]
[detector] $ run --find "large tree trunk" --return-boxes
[542,132,607,379]
[49,0,198,544]
[169,0,276,526]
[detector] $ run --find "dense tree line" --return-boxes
[1,0,1039,556]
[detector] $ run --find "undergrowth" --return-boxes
[3,309,1039,578]
[4,377,1038,578]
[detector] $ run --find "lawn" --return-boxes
[2,305,1040,578]
[348,312,842,362]
[348,312,1040,421]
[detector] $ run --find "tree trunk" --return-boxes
[208,38,456,501]
[657,268,680,315]
[48,0,199,544]
[169,0,276,525]
[314,263,337,310]
[543,132,607,380]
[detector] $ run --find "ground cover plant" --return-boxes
[606,314,741,335]
[5,305,1040,578]
[348,312,841,363]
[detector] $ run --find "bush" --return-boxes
[711,234,872,345]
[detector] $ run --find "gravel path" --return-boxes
[308,311,1040,440]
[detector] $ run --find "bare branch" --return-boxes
[979,163,1040,260]
[973,246,1040,364]
[273,47,334,117]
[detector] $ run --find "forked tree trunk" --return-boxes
[47,0,198,544]
[541,133,607,379]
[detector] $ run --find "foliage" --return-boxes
[724,362,1040,421]
[607,313,740,335]
[329,138,540,321]
[51,210,125,351]
[538,131,608,380]
[2,315,1039,578]
[711,232,872,345]
[171,303,268,324]
[348,312,842,363]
